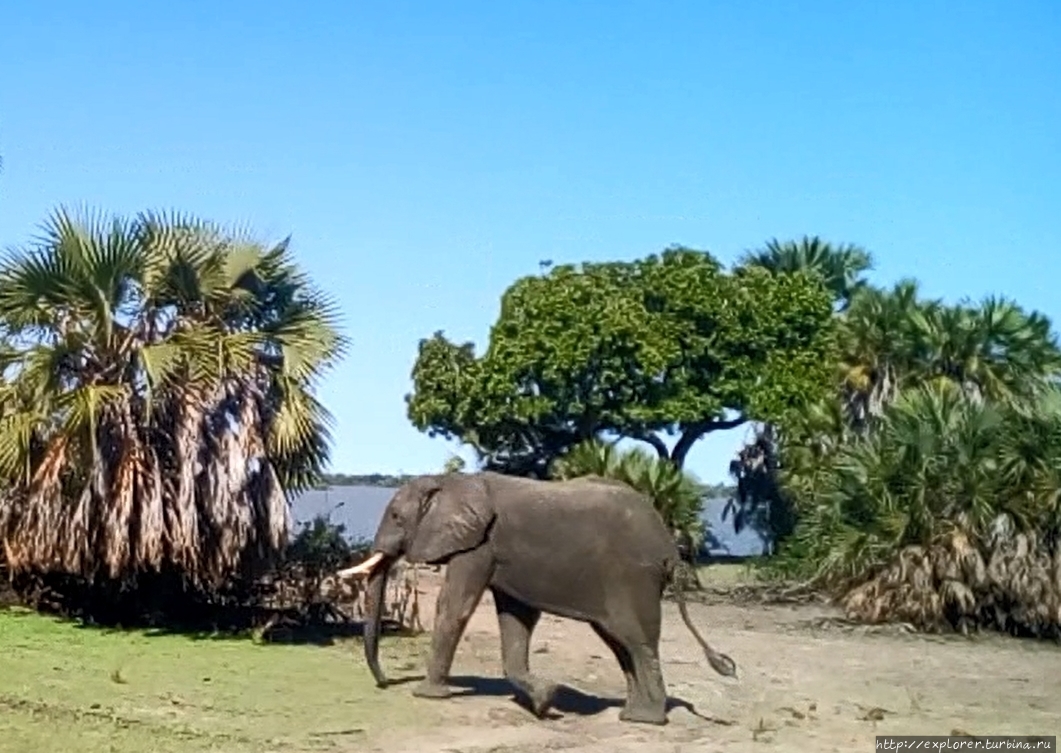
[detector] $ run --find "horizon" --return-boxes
[2,1,1058,484]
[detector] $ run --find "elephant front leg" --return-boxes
[492,588,558,718]
[412,547,493,700]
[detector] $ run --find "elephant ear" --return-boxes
[406,475,495,564]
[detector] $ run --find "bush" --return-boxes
[0,514,424,636]
[770,385,1061,636]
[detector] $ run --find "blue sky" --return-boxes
[1,1,1058,483]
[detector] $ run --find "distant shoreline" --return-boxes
[317,473,415,488]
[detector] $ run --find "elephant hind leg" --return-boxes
[492,588,558,717]
[590,623,635,701]
[593,616,668,725]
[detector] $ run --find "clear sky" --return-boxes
[1,1,1058,483]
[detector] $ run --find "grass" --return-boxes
[694,560,763,587]
[0,607,437,753]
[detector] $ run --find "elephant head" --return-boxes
[353,473,495,687]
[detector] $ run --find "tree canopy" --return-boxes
[406,246,837,475]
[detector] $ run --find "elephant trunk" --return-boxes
[362,555,394,688]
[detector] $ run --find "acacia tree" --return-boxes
[0,208,344,587]
[406,246,837,477]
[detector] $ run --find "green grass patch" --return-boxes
[0,608,438,752]
[695,560,763,587]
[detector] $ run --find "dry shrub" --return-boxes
[269,560,424,634]
[0,510,427,638]
[842,529,1061,638]
[2,558,426,637]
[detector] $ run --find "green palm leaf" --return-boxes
[0,206,343,585]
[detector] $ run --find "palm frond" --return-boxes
[0,206,343,586]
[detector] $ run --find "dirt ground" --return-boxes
[364,568,1060,753]
[2,566,1057,752]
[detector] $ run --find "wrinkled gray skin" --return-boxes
[360,471,737,726]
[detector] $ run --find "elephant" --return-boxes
[343,471,737,726]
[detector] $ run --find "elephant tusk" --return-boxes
[336,551,385,579]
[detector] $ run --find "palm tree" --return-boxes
[0,208,344,587]
[732,270,1061,574]
[739,236,873,310]
[791,384,1061,636]
[914,296,1061,406]
[840,283,1061,428]
[836,280,927,429]
[727,237,875,550]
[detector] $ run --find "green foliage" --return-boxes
[774,385,1061,583]
[0,207,345,585]
[442,454,466,474]
[761,383,1061,636]
[284,515,360,577]
[739,235,874,310]
[550,438,707,559]
[726,256,1061,634]
[729,253,1061,556]
[838,281,1061,428]
[407,246,838,475]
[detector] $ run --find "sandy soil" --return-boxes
[360,568,1060,753]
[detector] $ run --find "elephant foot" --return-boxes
[527,681,560,718]
[411,680,453,700]
[619,704,668,726]
[507,673,559,718]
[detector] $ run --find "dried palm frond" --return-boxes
[0,208,345,598]
[841,528,1061,637]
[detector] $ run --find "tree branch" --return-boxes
[631,430,670,460]
[707,416,748,433]
[671,415,748,469]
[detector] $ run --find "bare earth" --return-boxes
[367,568,1060,753]
[2,565,1058,752]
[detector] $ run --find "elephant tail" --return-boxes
[668,560,738,679]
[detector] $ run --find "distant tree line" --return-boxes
[318,473,418,488]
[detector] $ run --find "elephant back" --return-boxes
[490,473,679,562]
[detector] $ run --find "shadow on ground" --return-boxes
[136,616,420,646]
[379,674,736,725]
